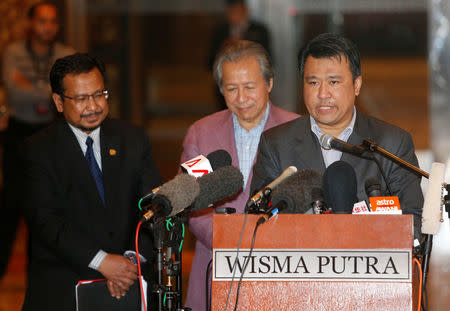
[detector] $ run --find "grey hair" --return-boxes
[213,40,274,92]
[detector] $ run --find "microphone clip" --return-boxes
[361,139,378,152]
[245,187,272,214]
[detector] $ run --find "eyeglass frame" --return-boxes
[60,89,109,105]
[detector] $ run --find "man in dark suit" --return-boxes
[21,53,161,310]
[251,33,423,236]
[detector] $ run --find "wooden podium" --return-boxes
[212,214,415,310]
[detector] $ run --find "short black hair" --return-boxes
[298,33,361,81]
[50,53,106,96]
[28,2,56,19]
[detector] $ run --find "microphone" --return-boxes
[365,177,382,197]
[270,169,323,214]
[322,161,358,214]
[310,187,329,214]
[422,162,445,235]
[181,149,232,178]
[141,150,232,206]
[141,174,200,222]
[207,149,232,170]
[320,134,365,155]
[246,166,298,212]
[139,186,161,204]
[190,165,244,212]
[258,169,323,225]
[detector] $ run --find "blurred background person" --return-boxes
[209,0,271,110]
[0,1,74,280]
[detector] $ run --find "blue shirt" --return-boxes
[233,103,270,188]
[310,106,357,168]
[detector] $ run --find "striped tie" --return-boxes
[85,136,105,204]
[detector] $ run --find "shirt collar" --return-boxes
[68,123,101,151]
[310,106,357,140]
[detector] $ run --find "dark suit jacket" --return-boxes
[251,112,423,236]
[21,118,161,310]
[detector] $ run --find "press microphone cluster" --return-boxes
[141,150,243,222]
[246,166,297,213]
[141,174,200,221]
[140,149,232,207]
[270,168,323,214]
[257,168,325,225]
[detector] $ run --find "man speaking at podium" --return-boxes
[251,33,423,236]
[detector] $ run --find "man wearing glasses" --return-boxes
[20,53,161,310]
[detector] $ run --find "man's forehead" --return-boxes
[304,55,352,75]
[33,5,58,18]
[222,56,261,74]
[62,70,104,91]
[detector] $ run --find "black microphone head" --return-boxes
[207,149,232,170]
[323,161,357,214]
[271,169,322,214]
[152,173,200,217]
[191,165,244,212]
[365,177,382,197]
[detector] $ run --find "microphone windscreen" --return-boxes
[153,173,200,216]
[191,165,244,212]
[323,161,357,214]
[422,162,445,234]
[271,169,322,214]
[207,149,232,170]
[311,187,325,202]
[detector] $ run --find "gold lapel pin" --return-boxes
[109,149,117,156]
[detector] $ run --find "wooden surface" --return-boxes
[212,214,414,311]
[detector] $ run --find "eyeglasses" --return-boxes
[61,90,109,106]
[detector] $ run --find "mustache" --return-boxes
[80,111,103,118]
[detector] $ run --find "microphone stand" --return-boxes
[148,216,191,311]
[152,221,167,311]
[362,139,430,179]
[361,138,447,301]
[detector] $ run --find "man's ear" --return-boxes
[52,93,64,113]
[267,78,274,93]
[354,76,362,96]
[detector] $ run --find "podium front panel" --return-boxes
[212,214,414,311]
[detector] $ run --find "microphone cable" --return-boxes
[371,155,393,195]
[413,257,423,311]
[233,220,261,311]
[224,213,249,311]
[135,221,147,311]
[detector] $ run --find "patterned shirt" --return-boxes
[310,106,357,168]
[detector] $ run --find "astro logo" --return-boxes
[369,196,401,213]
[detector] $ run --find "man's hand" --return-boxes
[98,254,138,299]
